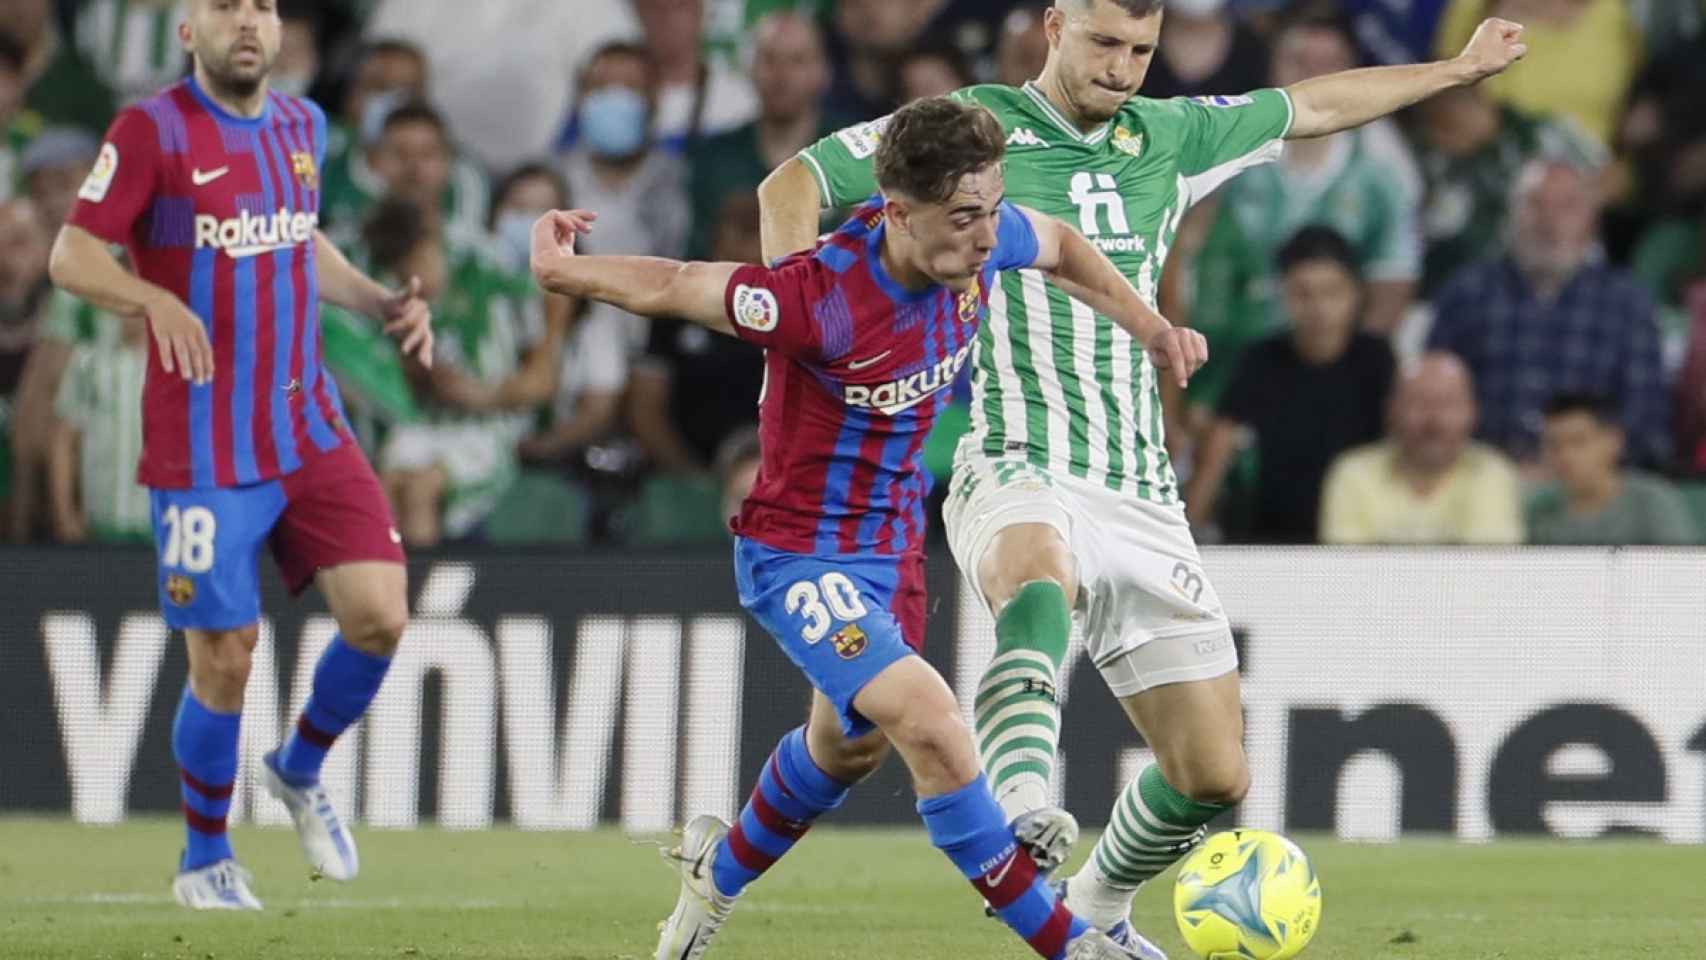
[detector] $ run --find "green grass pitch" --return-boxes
[0,817,1698,959]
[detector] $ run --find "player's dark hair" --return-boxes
[1544,391,1619,426]
[381,100,449,144]
[363,197,432,277]
[873,97,1006,204]
[0,31,26,76]
[1056,0,1163,17]
[1276,225,1360,279]
[490,163,570,229]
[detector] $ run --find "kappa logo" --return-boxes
[732,284,779,332]
[1006,127,1047,148]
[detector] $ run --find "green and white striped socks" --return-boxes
[1068,765,1226,929]
[974,580,1072,822]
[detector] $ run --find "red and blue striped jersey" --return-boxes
[722,197,1039,557]
[67,76,351,490]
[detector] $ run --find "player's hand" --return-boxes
[382,275,434,369]
[530,210,596,275]
[144,293,214,385]
[1455,18,1527,82]
[1145,326,1208,388]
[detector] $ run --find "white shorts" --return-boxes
[380,421,519,536]
[943,455,1236,697]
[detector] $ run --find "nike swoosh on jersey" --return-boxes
[847,350,892,371]
[191,166,231,186]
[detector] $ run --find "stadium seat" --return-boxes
[624,474,729,545]
[484,470,589,544]
[1679,483,1706,540]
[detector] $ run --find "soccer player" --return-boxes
[760,0,1527,950]
[528,96,1205,960]
[47,0,432,909]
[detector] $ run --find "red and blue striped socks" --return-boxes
[173,686,239,870]
[275,634,392,785]
[711,726,849,897]
[919,774,1090,960]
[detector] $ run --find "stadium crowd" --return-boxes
[2,0,1705,549]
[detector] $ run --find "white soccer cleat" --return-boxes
[1066,927,1160,960]
[1105,920,1169,960]
[171,858,263,911]
[262,749,359,882]
[1013,806,1079,876]
[654,814,739,960]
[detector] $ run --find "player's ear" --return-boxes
[178,16,193,52]
[884,196,911,238]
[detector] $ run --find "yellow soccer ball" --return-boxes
[1173,829,1322,960]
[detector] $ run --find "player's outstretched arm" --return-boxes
[48,225,214,384]
[529,210,740,337]
[1285,17,1527,139]
[314,231,434,367]
[1020,206,1208,388]
[757,158,823,266]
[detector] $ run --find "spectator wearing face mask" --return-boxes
[17,127,97,233]
[1138,0,1269,101]
[629,0,757,153]
[318,39,490,246]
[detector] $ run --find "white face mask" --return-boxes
[1168,0,1228,17]
[495,210,537,266]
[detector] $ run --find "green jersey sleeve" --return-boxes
[797,115,889,209]
[1171,88,1294,197]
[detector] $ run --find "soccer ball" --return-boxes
[1172,829,1321,960]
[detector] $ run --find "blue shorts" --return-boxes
[150,444,403,631]
[734,537,925,738]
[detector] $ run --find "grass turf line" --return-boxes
[0,817,1699,959]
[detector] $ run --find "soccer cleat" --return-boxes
[1105,920,1169,960]
[262,749,359,881]
[1066,927,1161,960]
[1013,805,1079,876]
[655,814,738,960]
[171,858,263,910]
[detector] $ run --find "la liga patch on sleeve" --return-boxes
[733,284,779,332]
[78,143,119,202]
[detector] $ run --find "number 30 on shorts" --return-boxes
[785,573,869,643]
[160,505,217,573]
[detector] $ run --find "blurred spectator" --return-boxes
[368,0,637,171]
[48,310,148,544]
[1527,392,1700,545]
[1414,85,1602,295]
[490,163,573,274]
[1434,0,1641,146]
[715,425,763,529]
[367,103,457,226]
[72,0,188,107]
[1673,284,1706,474]
[0,30,39,200]
[1428,159,1670,469]
[631,0,758,152]
[319,41,489,244]
[705,0,836,66]
[1189,12,1422,336]
[21,128,99,232]
[0,196,51,540]
[1335,0,1451,65]
[273,2,324,99]
[1185,227,1396,544]
[629,194,765,475]
[686,11,835,259]
[1623,33,1706,309]
[995,5,1049,87]
[560,42,689,350]
[826,0,939,117]
[368,199,564,547]
[898,44,974,102]
[1628,0,1703,57]
[915,0,1031,75]
[7,0,117,133]
[1139,0,1269,101]
[1320,352,1523,544]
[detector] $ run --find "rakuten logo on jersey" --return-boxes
[194,208,319,259]
[844,343,972,416]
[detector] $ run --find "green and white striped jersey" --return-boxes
[799,83,1292,503]
[75,1,189,107]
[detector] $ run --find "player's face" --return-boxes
[1282,258,1361,364]
[894,164,1006,293]
[183,0,282,96]
[1542,412,1622,493]
[1044,1,1160,123]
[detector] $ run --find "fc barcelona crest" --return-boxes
[957,275,980,323]
[832,624,869,660]
[291,151,318,189]
[166,574,196,607]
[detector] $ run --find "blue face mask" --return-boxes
[578,87,649,159]
[495,211,536,266]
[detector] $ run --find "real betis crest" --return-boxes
[1113,126,1144,158]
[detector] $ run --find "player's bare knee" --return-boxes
[981,527,1076,612]
[814,730,890,783]
[344,599,408,657]
[191,628,256,705]
[1170,754,1250,807]
[889,705,976,782]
